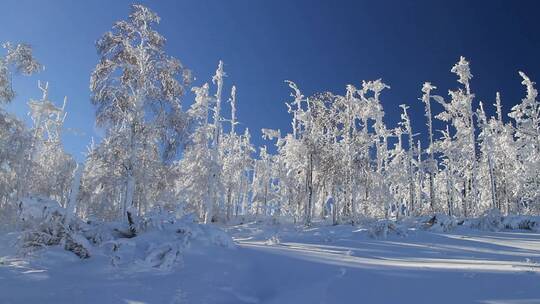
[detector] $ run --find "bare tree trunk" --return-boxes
[429,172,435,212]
[305,153,313,226]
[65,163,83,221]
[123,123,137,232]
[487,155,498,210]
[226,187,232,222]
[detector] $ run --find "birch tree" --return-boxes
[509,72,540,213]
[89,4,190,226]
[435,57,478,216]
[420,82,437,211]
[0,42,41,104]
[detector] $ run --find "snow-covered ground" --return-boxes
[1,222,540,304]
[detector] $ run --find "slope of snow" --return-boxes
[1,222,540,304]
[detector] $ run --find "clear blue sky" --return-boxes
[2,0,540,161]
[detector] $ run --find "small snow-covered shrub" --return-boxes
[16,199,235,270]
[502,216,540,232]
[203,225,235,248]
[421,213,540,233]
[139,206,176,232]
[18,198,65,248]
[18,196,91,259]
[81,219,115,245]
[103,212,234,271]
[105,238,136,267]
[175,218,235,249]
[18,196,62,225]
[369,220,407,239]
[139,242,183,270]
[63,231,92,259]
[423,214,458,232]
[265,234,281,245]
[463,209,504,231]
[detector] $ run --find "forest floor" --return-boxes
[1,221,540,304]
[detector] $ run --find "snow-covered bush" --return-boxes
[63,231,92,259]
[368,220,408,239]
[17,200,235,270]
[462,209,504,231]
[90,209,234,271]
[18,196,91,259]
[265,234,281,245]
[423,214,459,232]
[81,218,115,245]
[139,242,183,270]
[140,210,174,232]
[502,216,540,232]
[18,196,62,224]
[175,217,235,249]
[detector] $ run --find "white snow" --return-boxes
[1,222,540,304]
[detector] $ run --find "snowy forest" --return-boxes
[1,3,540,304]
[2,5,539,227]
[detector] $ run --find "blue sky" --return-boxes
[2,0,540,161]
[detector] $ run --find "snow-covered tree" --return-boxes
[0,42,41,104]
[399,104,416,215]
[176,60,254,223]
[251,146,274,216]
[89,4,191,225]
[176,82,220,223]
[26,81,76,207]
[0,43,41,223]
[420,82,438,211]
[221,87,254,220]
[435,57,478,216]
[509,72,540,213]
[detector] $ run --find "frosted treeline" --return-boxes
[1,4,539,229]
